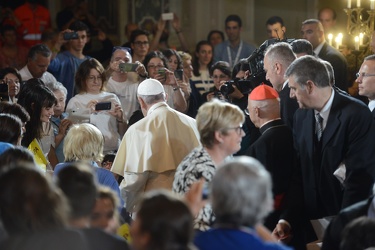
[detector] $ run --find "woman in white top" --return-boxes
[66,58,126,153]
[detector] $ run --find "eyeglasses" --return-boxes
[244,108,250,116]
[356,72,375,78]
[87,75,103,83]
[1,79,20,85]
[213,74,228,79]
[147,64,164,70]
[133,41,149,47]
[225,124,243,135]
[112,46,131,54]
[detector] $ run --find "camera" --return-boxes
[95,102,112,111]
[245,38,295,90]
[174,69,183,81]
[0,80,8,93]
[158,68,166,76]
[220,78,259,96]
[162,13,174,21]
[63,32,79,40]
[119,63,138,72]
[67,108,90,122]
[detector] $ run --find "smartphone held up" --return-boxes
[63,31,79,40]
[95,102,112,111]
[119,63,138,72]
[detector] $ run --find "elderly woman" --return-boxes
[194,156,292,250]
[143,51,187,112]
[173,99,245,231]
[0,67,22,103]
[66,58,126,153]
[54,123,122,206]
[130,190,195,250]
[45,81,72,163]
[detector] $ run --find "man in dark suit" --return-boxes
[246,84,295,231]
[263,42,299,129]
[301,19,348,92]
[322,196,374,250]
[357,54,375,118]
[273,55,375,244]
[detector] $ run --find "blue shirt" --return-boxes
[48,51,90,102]
[51,113,68,163]
[213,40,256,67]
[54,161,123,207]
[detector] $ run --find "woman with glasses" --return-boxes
[66,58,126,153]
[173,99,245,231]
[202,61,232,102]
[0,67,22,103]
[143,51,187,112]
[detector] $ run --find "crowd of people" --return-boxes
[1,1,375,250]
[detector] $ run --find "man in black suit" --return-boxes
[322,196,374,250]
[246,84,295,231]
[263,42,299,129]
[357,54,375,118]
[273,55,375,244]
[301,19,348,92]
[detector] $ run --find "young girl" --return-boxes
[18,78,57,170]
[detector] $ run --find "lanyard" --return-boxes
[226,40,243,67]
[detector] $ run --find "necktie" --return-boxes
[315,113,323,141]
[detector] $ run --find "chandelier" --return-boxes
[344,0,375,50]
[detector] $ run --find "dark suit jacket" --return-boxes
[292,90,375,220]
[318,42,348,92]
[322,196,373,250]
[372,108,375,119]
[279,84,299,129]
[247,119,295,229]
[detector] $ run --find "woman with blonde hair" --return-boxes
[54,123,122,206]
[173,99,245,231]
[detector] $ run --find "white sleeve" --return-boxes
[119,172,149,212]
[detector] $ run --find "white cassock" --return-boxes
[111,102,200,212]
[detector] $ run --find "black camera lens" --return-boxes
[220,81,235,96]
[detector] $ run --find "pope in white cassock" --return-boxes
[111,78,200,212]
